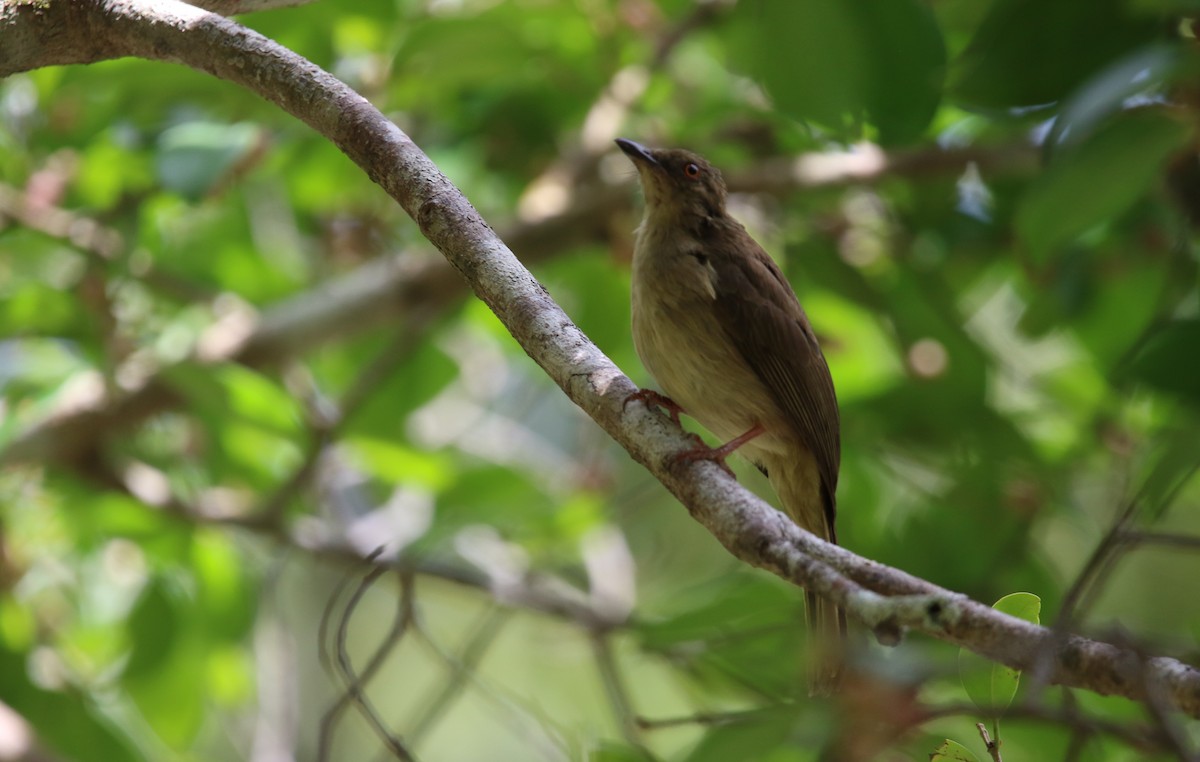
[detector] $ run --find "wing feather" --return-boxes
[704,222,840,523]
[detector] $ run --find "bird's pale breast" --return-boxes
[630,228,793,464]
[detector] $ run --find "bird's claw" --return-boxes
[624,388,685,426]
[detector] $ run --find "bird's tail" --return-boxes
[805,588,846,696]
[769,458,846,696]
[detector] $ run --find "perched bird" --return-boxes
[617,138,844,693]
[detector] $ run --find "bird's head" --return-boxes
[616,138,727,221]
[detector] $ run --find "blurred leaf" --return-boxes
[589,742,655,762]
[122,579,207,748]
[729,0,944,142]
[1016,109,1191,258]
[165,363,304,487]
[215,364,304,436]
[0,643,140,762]
[193,529,256,641]
[854,0,946,144]
[341,335,458,436]
[1137,425,1200,518]
[805,292,903,403]
[76,131,154,208]
[426,464,575,554]
[952,0,1160,108]
[124,576,182,678]
[639,573,795,651]
[960,592,1041,711]
[1046,44,1185,153]
[639,573,804,697]
[0,281,82,336]
[124,637,207,749]
[58,486,182,557]
[684,708,808,762]
[538,249,633,366]
[1123,319,1200,404]
[931,738,982,762]
[730,0,867,135]
[214,420,303,488]
[156,121,262,201]
[345,436,454,491]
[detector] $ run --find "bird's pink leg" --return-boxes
[676,423,765,477]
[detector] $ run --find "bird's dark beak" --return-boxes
[616,138,659,168]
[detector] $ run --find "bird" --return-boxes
[616,137,845,694]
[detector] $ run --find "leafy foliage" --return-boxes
[2,0,1200,760]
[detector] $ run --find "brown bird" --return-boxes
[617,138,845,693]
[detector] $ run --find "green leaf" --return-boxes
[588,741,655,762]
[931,739,982,762]
[345,436,454,491]
[1045,44,1186,153]
[0,643,140,762]
[729,0,867,135]
[156,121,262,201]
[993,591,1042,625]
[1016,109,1191,259]
[1124,319,1200,405]
[959,592,1041,710]
[683,708,800,762]
[728,0,944,142]
[123,577,182,678]
[76,132,155,209]
[0,281,82,336]
[123,579,207,747]
[854,0,946,144]
[124,637,207,749]
[952,0,1160,109]
[193,529,256,641]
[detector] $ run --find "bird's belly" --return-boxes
[632,297,789,460]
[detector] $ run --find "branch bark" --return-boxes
[2,0,1197,718]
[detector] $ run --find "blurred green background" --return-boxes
[2,0,1200,759]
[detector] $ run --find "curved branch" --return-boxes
[2,0,1197,717]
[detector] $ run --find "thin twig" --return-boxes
[405,606,510,748]
[1119,530,1200,550]
[591,632,654,757]
[318,554,417,762]
[976,722,1002,762]
[923,701,1172,753]
[636,707,769,731]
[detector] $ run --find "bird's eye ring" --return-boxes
[683,163,702,179]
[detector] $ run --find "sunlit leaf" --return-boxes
[193,529,256,641]
[960,592,1041,710]
[931,739,982,762]
[345,436,454,491]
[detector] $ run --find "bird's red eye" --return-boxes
[683,163,701,179]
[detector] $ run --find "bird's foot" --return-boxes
[674,424,766,479]
[624,388,685,426]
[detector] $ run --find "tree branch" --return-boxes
[2,0,1197,718]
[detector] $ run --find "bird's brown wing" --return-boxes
[704,223,841,525]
